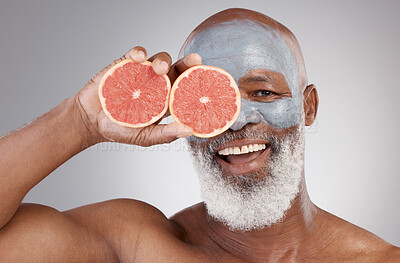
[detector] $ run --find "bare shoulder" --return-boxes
[65,198,173,230]
[318,209,400,262]
[169,202,214,246]
[64,198,186,262]
[0,203,118,262]
[381,246,400,262]
[0,199,185,263]
[169,202,205,231]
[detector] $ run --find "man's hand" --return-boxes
[73,46,202,147]
[0,46,201,231]
[0,47,202,262]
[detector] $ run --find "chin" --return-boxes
[188,121,306,231]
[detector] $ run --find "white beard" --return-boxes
[188,122,305,231]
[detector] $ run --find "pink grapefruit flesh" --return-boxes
[98,59,171,128]
[169,65,241,138]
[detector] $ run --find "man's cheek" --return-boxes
[230,98,302,131]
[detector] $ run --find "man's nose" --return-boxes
[229,99,263,131]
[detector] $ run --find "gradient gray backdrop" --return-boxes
[1,0,399,246]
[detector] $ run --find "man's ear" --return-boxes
[303,84,319,126]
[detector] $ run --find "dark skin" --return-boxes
[0,8,399,262]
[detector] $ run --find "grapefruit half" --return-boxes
[98,59,171,128]
[169,65,241,138]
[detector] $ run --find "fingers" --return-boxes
[92,49,197,86]
[153,122,193,144]
[127,122,193,146]
[108,46,148,70]
[89,46,148,85]
[148,52,172,75]
[175,53,202,73]
[168,53,202,83]
[125,46,147,62]
[108,46,147,69]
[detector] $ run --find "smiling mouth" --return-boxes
[215,140,270,175]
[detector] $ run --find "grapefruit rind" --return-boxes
[169,65,241,138]
[98,59,171,128]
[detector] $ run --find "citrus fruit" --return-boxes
[98,59,171,128]
[169,65,241,138]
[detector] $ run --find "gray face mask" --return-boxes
[180,19,303,141]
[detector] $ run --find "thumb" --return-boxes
[138,122,193,146]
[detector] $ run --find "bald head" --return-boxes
[179,8,308,91]
[180,8,311,130]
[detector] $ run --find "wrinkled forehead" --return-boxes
[180,19,300,94]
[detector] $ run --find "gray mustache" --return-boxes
[201,125,280,155]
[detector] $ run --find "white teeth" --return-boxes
[241,145,249,154]
[233,147,240,154]
[248,144,254,152]
[218,143,267,156]
[220,148,228,155]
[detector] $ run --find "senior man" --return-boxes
[0,8,398,263]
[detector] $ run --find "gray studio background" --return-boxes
[0,0,399,246]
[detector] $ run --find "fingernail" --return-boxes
[183,53,201,66]
[183,54,190,65]
[177,125,193,138]
[193,53,202,64]
[160,61,169,73]
[134,50,145,62]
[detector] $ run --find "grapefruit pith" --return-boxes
[98,59,171,128]
[169,65,241,138]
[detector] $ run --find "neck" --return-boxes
[204,179,324,261]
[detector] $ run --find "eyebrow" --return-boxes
[241,75,274,84]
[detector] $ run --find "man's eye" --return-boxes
[254,90,274,97]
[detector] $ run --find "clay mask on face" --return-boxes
[180,19,303,135]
